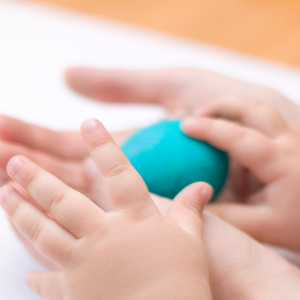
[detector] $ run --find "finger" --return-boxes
[80,119,156,213]
[0,139,88,190]
[198,96,289,138]
[9,219,61,271]
[6,155,104,238]
[206,202,274,243]
[0,115,87,159]
[8,180,46,212]
[166,182,212,237]
[182,117,281,183]
[65,67,181,106]
[24,271,62,300]
[0,170,9,186]
[0,185,75,266]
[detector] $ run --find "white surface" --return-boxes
[1,0,300,299]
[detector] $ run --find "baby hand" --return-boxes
[0,119,212,300]
[182,96,300,251]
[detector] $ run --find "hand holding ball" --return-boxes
[121,120,228,201]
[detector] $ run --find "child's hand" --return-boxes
[0,119,212,300]
[0,116,132,209]
[182,96,300,251]
[0,115,133,270]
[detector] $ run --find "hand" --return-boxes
[0,119,213,300]
[0,115,133,209]
[117,192,300,299]
[2,122,300,300]
[203,211,300,299]
[182,96,300,251]
[0,115,135,270]
[2,67,299,204]
[65,67,300,132]
[2,67,300,266]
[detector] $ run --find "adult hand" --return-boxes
[203,211,300,299]
[65,67,300,132]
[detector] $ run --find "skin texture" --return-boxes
[2,121,300,300]
[1,67,300,248]
[0,119,213,300]
[1,67,300,298]
[202,211,300,299]
[182,96,300,251]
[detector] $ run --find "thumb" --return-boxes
[206,202,273,242]
[166,182,213,237]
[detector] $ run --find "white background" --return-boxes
[0,0,300,299]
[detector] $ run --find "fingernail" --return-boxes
[82,119,100,134]
[7,156,23,177]
[200,185,213,204]
[0,186,12,206]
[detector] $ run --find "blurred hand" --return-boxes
[65,67,300,132]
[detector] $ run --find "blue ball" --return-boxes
[120,120,228,200]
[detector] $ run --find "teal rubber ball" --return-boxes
[120,120,228,201]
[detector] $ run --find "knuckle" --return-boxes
[25,170,40,191]
[102,161,130,178]
[28,220,43,244]
[89,136,110,152]
[8,199,22,219]
[49,187,70,214]
[252,100,282,124]
[256,102,277,119]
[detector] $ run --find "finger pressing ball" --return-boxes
[121,120,228,201]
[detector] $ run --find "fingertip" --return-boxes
[175,182,213,215]
[64,67,77,88]
[81,119,101,135]
[23,272,33,287]
[187,182,213,213]
[180,117,198,132]
[200,183,214,205]
[64,67,93,93]
[168,182,213,237]
[64,66,82,81]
